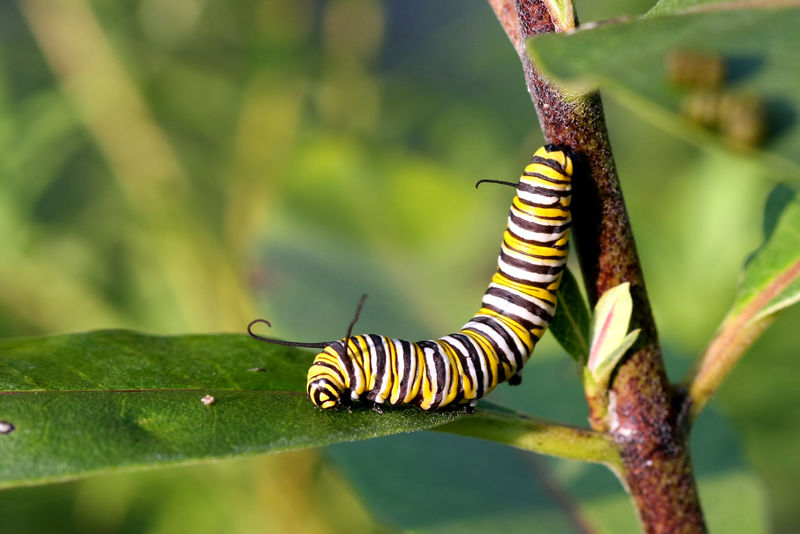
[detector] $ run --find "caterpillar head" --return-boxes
[307,360,346,409]
[246,318,352,410]
[537,145,574,177]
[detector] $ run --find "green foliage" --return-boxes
[586,283,640,391]
[528,5,800,175]
[550,268,591,362]
[1,0,798,532]
[648,0,771,16]
[0,331,463,487]
[733,184,800,322]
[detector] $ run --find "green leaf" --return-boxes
[527,6,800,174]
[685,185,800,418]
[0,330,463,488]
[590,329,641,391]
[587,282,640,389]
[549,267,590,362]
[732,184,800,322]
[648,0,778,17]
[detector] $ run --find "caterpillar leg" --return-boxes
[339,396,354,413]
[508,371,523,386]
[370,401,385,414]
[460,400,478,414]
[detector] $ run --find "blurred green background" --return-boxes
[1,0,798,532]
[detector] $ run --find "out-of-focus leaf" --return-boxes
[686,184,799,419]
[0,330,463,488]
[714,304,800,532]
[731,184,800,322]
[550,268,590,362]
[648,0,781,17]
[327,394,769,534]
[527,7,800,174]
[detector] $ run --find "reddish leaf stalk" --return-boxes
[686,258,800,419]
[487,1,707,532]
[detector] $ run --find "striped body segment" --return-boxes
[308,145,572,410]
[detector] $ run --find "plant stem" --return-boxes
[487,2,707,532]
[686,316,772,420]
[686,258,800,419]
[436,406,622,472]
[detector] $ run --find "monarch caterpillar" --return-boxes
[249,145,573,410]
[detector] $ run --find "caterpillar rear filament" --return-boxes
[249,145,573,410]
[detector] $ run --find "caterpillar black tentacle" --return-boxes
[474,178,519,189]
[248,292,369,349]
[247,319,330,349]
[250,145,573,411]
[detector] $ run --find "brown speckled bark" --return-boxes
[487,2,707,532]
